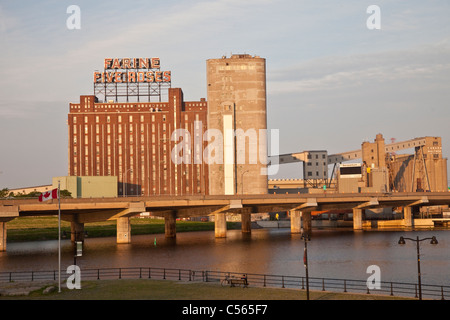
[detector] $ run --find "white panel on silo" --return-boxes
[223,114,234,195]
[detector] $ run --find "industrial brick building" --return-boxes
[68,88,209,196]
[68,54,269,197]
[387,136,448,192]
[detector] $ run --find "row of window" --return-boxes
[307,162,327,167]
[306,171,328,177]
[72,113,203,124]
[306,154,326,160]
[73,114,168,124]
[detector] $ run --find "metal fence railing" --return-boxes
[1,267,448,300]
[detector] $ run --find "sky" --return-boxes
[0,0,449,189]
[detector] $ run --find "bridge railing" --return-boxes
[1,266,449,300]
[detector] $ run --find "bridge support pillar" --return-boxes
[403,206,413,228]
[241,211,251,234]
[353,208,363,230]
[165,212,176,238]
[0,206,19,252]
[301,211,312,235]
[290,210,301,234]
[215,212,227,238]
[116,217,131,244]
[71,221,85,242]
[0,220,7,252]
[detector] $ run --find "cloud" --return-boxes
[268,41,450,95]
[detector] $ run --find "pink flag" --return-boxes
[39,189,58,202]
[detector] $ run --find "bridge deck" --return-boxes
[1,192,449,220]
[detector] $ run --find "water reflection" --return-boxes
[0,228,449,285]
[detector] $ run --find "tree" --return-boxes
[60,189,72,198]
[2,189,72,199]
[0,188,9,198]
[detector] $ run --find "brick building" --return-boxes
[68,88,209,196]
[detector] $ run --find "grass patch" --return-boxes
[6,216,240,242]
[3,278,412,300]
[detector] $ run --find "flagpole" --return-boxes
[58,180,61,293]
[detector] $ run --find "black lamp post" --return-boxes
[301,229,311,300]
[398,235,438,300]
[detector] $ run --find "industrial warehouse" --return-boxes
[69,54,269,197]
[68,55,448,199]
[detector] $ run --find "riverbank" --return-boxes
[0,278,412,300]
[6,216,241,242]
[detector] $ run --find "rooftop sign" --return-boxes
[93,57,171,102]
[94,58,171,84]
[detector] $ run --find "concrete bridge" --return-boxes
[1,192,450,251]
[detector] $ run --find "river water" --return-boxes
[0,227,449,286]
